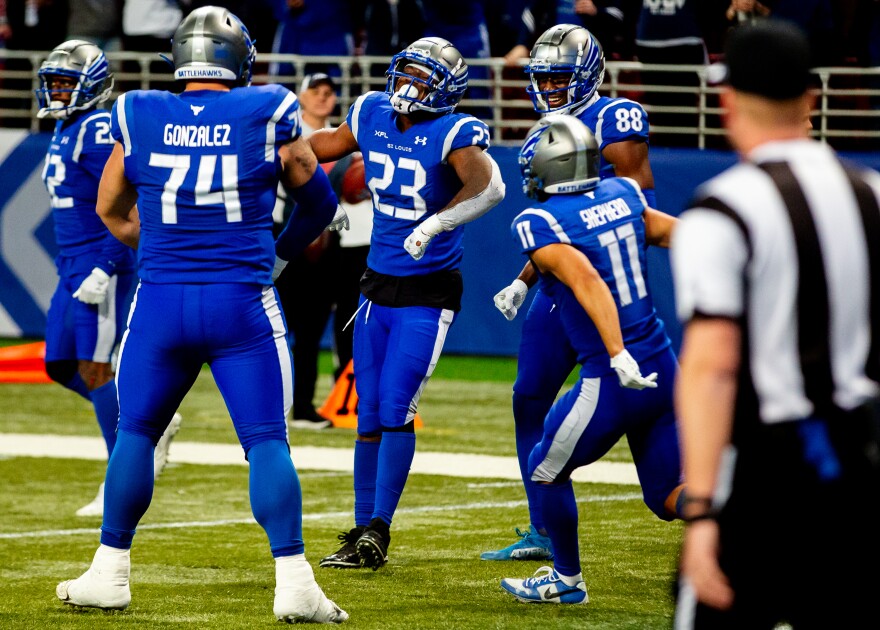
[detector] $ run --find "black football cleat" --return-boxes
[319,526,365,569]
[356,518,391,571]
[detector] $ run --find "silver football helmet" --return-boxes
[386,37,468,114]
[526,24,605,115]
[35,40,113,120]
[171,6,256,86]
[519,114,600,199]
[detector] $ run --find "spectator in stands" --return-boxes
[422,0,493,118]
[275,73,343,430]
[503,0,632,66]
[269,0,356,84]
[354,0,425,88]
[120,0,182,91]
[725,0,839,66]
[67,0,121,50]
[635,0,724,147]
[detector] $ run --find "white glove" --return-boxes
[272,255,288,282]
[493,279,529,321]
[72,267,110,305]
[404,214,443,261]
[327,204,350,231]
[610,349,658,390]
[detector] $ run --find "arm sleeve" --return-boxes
[274,166,339,261]
[510,207,570,255]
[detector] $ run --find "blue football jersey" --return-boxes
[110,85,302,284]
[511,177,670,376]
[347,91,491,276]
[574,95,650,179]
[43,109,134,276]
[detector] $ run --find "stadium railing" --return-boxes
[1,50,878,150]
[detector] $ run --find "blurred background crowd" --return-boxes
[0,0,878,147]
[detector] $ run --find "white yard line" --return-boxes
[0,493,643,540]
[0,433,640,485]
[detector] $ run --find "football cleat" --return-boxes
[290,409,332,431]
[355,519,390,571]
[480,525,554,561]
[501,566,588,604]
[56,545,131,610]
[319,527,365,569]
[274,555,348,623]
[154,412,182,480]
[75,482,104,517]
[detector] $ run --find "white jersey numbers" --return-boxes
[149,152,242,224]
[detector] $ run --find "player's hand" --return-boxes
[493,279,529,321]
[72,268,110,305]
[610,349,658,390]
[272,256,288,282]
[327,204,350,231]
[404,226,433,261]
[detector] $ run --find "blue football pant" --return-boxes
[528,347,682,576]
[512,287,578,530]
[102,282,304,556]
[352,299,455,525]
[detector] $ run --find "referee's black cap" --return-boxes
[716,19,813,100]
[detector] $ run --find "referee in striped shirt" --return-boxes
[671,19,880,630]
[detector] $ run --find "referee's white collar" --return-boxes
[747,138,825,163]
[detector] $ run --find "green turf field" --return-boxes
[0,344,683,629]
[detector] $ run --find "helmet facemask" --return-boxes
[385,37,468,115]
[35,41,113,120]
[525,25,605,115]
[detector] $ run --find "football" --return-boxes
[341,153,370,204]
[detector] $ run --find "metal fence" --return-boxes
[2,50,878,149]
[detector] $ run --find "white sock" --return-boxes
[275,554,311,588]
[557,571,583,586]
[95,544,130,562]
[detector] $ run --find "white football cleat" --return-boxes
[75,482,104,517]
[56,545,131,610]
[274,555,348,624]
[154,412,182,480]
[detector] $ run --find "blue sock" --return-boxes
[537,480,580,577]
[373,432,416,526]
[353,439,380,527]
[513,392,554,532]
[248,440,305,557]
[100,430,155,549]
[90,380,119,457]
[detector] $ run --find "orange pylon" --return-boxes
[318,359,424,429]
[0,341,51,383]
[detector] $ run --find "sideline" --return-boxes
[0,432,640,485]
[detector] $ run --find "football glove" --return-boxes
[272,256,288,282]
[72,267,110,305]
[610,349,658,390]
[327,204,350,232]
[493,279,529,321]
[404,214,443,261]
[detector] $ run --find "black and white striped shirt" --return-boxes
[672,139,880,424]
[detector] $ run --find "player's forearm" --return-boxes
[275,166,338,262]
[423,154,505,237]
[574,275,625,357]
[517,260,538,288]
[675,321,740,499]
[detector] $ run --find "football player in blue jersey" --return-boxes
[483,23,660,561]
[55,7,347,623]
[499,115,684,604]
[300,37,505,571]
[36,40,182,519]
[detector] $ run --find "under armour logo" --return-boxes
[190,105,205,116]
[414,136,427,145]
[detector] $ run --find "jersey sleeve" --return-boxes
[267,85,302,146]
[671,206,749,323]
[110,92,136,155]
[510,207,573,255]
[75,112,114,180]
[346,91,380,145]
[595,98,650,149]
[441,116,490,162]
